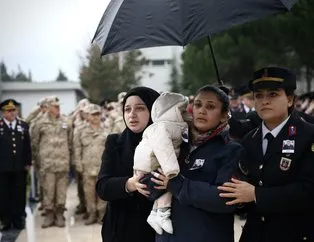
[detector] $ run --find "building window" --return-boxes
[151,60,166,66]
[145,59,173,66]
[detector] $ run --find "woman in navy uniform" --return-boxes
[141,85,243,242]
[0,99,32,231]
[219,67,314,242]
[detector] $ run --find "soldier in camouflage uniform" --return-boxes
[32,96,72,228]
[71,98,90,217]
[104,92,126,133]
[28,97,48,209]
[73,104,108,225]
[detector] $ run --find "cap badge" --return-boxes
[262,68,268,77]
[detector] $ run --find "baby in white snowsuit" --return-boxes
[133,92,189,235]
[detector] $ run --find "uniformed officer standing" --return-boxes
[219,67,314,242]
[73,104,108,225]
[71,98,90,217]
[32,96,72,228]
[0,99,32,231]
[29,97,49,211]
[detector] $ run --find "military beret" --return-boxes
[249,66,296,91]
[0,99,20,111]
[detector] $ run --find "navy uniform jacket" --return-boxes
[239,114,314,242]
[0,118,32,172]
[229,110,314,139]
[156,135,243,242]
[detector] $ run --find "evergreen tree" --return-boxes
[0,61,12,82]
[79,45,144,103]
[56,69,68,81]
[181,0,314,91]
[14,65,30,82]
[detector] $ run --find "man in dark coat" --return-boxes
[219,67,314,242]
[0,99,32,231]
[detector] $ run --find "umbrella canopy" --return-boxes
[92,0,298,55]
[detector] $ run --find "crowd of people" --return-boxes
[0,91,127,231]
[0,66,314,242]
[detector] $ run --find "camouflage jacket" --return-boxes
[32,113,72,172]
[105,108,125,134]
[73,124,107,176]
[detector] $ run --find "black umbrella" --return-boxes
[92,0,298,84]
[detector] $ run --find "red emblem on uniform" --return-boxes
[280,157,291,171]
[288,125,296,137]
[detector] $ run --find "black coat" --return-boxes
[96,132,155,242]
[239,115,314,242]
[0,118,32,172]
[156,135,243,242]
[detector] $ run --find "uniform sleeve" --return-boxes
[151,124,180,178]
[67,119,73,158]
[25,107,41,124]
[168,143,243,213]
[96,134,131,201]
[31,120,41,161]
[255,144,314,213]
[73,129,83,172]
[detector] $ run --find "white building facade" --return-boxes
[0,81,86,118]
[138,46,183,92]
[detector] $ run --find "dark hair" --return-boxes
[195,85,229,112]
[285,88,296,114]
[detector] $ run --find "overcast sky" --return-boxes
[0,0,109,82]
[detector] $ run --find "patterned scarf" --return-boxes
[190,121,230,148]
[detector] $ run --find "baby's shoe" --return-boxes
[156,208,173,234]
[147,210,163,235]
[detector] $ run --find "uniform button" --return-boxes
[13,150,16,153]
[259,164,263,170]
[12,132,15,135]
[12,138,15,141]
[259,180,263,186]
[261,216,265,222]
[303,237,307,241]
[13,144,16,147]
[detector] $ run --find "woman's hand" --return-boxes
[218,178,256,205]
[135,176,151,197]
[151,168,169,190]
[126,173,144,193]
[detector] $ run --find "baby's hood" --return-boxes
[151,92,188,123]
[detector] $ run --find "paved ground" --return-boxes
[1,182,245,242]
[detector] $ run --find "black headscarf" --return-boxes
[121,86,160,163]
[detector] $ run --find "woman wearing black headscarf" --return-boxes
[96,87,160,242]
